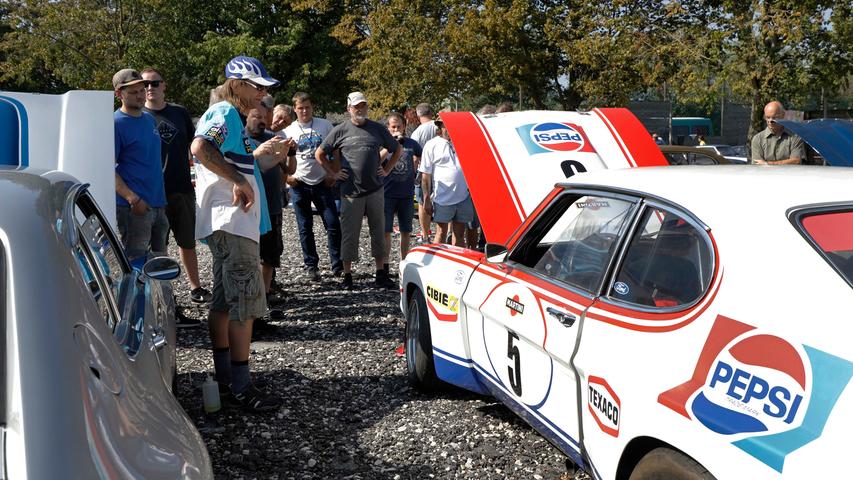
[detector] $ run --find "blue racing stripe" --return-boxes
[432,352,587,471]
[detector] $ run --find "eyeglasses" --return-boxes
[243,81,268,93]
[143,80,163,89]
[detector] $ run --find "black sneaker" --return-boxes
[175,309,202,329]
[342,273,354,290]
[266,291,288,305]
[190,287,213,304]
[231,384,282,412]
[306,267,321,282]
[332,268,344,278]
[375,271,396,290]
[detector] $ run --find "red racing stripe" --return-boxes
[442,111,526,245]
[593,108,668,168]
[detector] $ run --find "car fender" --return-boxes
[402,244,484,387]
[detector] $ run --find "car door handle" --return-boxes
[546,307,576,327]
[150,325,167,351]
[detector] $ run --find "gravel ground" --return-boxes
[170,207,587,480]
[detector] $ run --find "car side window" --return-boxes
[608,207,712,308]
[71,193,129,330]
[512,194,634,293]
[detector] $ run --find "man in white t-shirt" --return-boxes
[283,92,343,281]
[419,114,473,247]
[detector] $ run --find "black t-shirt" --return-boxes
[143,103,194,195]
[321,119,398,197]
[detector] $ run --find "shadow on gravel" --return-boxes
[178,369,439,479]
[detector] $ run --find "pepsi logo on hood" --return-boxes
[516,122,596,155]
[659,315,853,473]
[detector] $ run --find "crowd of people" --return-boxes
[113,54,803,415]
[112,55,497,413]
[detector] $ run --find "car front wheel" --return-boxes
[629,447,715,480]
[405,289,442,391]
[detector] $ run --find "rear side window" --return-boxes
[799,209,853,288]
[609,207,713,308]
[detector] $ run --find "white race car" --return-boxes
[400,110,853,479]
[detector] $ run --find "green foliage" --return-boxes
[1,0,849,121]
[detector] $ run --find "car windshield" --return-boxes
[731,145,747,157]
[713,145,737,156]
[799,209,853,288]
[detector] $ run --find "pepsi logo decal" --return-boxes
[658,315,853,473]
[515,122,596,155]
[588,376,620,437]
[506,296,524,316]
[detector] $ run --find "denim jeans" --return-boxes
[116,205,169,261]
[290,180,343,272]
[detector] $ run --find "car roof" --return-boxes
[563,165,853,221]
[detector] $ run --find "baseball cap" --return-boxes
[225,56,280,87]
[347,91,367,107]
[112,68,145,89]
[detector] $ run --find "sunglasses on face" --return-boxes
[143,80,163,88]
[243,81,268,93]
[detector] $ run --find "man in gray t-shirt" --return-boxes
[316,92,401,290]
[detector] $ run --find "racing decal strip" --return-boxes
[592,108,668,168]
[442,111,526,244]
[408,245,481,269]
[425,296,458,322]
[586,269,723,332]
[432,347,585,459]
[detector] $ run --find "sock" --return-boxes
[231,360,251,394]
[213,347,231,385]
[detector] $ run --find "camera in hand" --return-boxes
[396,135,405,145]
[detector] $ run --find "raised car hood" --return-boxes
[443,108,667,244]
[0,91,116,227]
[778,119,853,167]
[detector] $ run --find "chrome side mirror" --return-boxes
[142,256,181,281]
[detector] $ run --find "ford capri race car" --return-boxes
[400,111,853,479]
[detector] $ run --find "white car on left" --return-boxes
[0,92,211,478]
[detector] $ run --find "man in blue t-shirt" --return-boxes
[380,112,421,277]
[112,68,168,261]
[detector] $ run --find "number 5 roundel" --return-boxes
[481,283,554,408]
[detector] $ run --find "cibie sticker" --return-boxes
[659,315,853,473]
[515,122,596,155]
[426,285,459,313]
[588,376,620,437]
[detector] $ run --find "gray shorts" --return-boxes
[116,205,169,260]
[206,230,266,322]
[340,188,385,262]
[433,195,474,224]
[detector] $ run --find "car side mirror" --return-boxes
[142,256,181,281]
[484,243,508,263]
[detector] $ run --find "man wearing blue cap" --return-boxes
[191,55,288,412]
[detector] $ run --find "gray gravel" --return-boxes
[170,207,584,479]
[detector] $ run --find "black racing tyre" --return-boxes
[405,289,443,391]
[629,447,715,480]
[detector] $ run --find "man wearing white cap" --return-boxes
[316,91,402,290]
